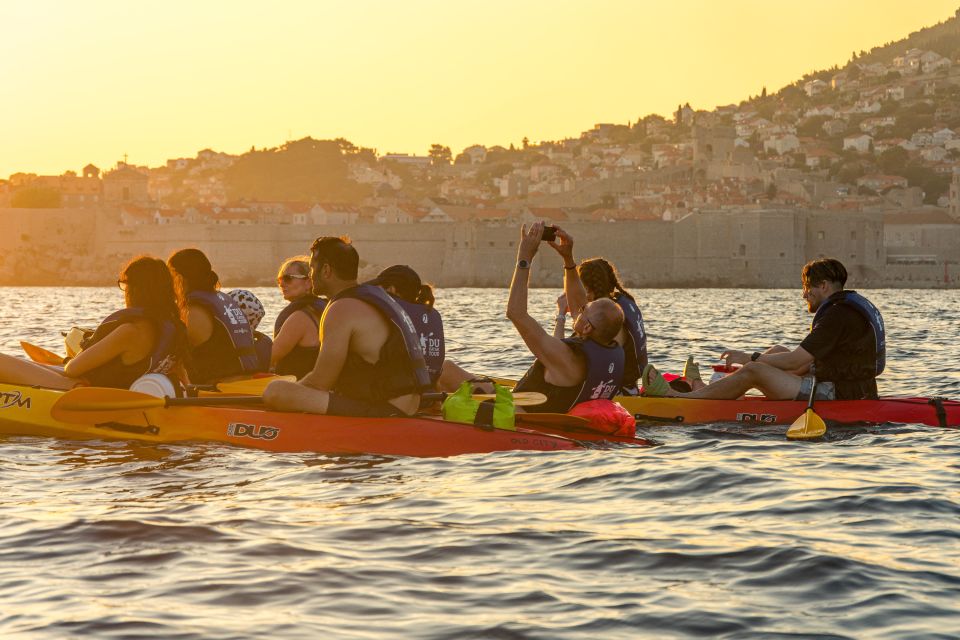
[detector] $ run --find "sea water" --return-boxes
[1,287,959,639]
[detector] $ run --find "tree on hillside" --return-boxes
[878,146,909,175]
[429,144,452,166]
[903,161,951,204]
[224,137,368,203]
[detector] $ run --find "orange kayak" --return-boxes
[0,383,591,457]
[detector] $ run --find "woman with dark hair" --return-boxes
[167,248,263,383]
[367,265,445,386]
[546,230,650,393]
[271,255,326,378]
[0,256,188,389]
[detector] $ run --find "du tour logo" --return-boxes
[227,422,279,440]
[0,390,31,410]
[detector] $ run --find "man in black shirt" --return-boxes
[642,258,884,401]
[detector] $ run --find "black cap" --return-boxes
[366,264,422,301]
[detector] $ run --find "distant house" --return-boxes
[805,149,840,169]
[822,119,848,137]
[310,203,360,225]
[461,145,487,164]
[804,79,829,97]
[857,174,908,192]
[859,116,896,135]
[910,130,935,147]
[763,134,800,156]
[921,147,948,163]
[843,134,873,154]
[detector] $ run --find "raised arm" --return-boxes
[506,222,580,374]
[547,227,587,318]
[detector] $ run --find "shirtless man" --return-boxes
[263,237,432,416]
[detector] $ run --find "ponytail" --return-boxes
[416,284,435,307]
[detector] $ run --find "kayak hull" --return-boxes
[0,383,582,457]
[618,395,960,428]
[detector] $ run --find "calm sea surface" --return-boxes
[1,287,959,639]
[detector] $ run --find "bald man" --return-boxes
[508,221,626,413]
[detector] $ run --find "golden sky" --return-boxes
[1,0,957,176]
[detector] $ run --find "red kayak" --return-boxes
[619,395,960,428]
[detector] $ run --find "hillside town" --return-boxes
[4,22,960,287]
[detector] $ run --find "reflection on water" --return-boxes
[0,287,959,638]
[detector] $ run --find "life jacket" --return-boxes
[273,295,327,338]
[394,297,445,385]
[187,291,261,380]
[328,284,433,401]
[253,331,273,372]
[614,292,647,367]
[272,296,326,378]
[812,290,885,376]
[80,308,179,388]
[514,337,625,413]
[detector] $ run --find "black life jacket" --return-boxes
[328,284,433,401]
[812,290,885,377]
[273,295,327,338]
[187,291,261,381]
[613,292,647,389]
[394,298,445,385]
[253,331,273,372]
[273,296,326,378]
[514,337,625,413]
[80,308,179,388]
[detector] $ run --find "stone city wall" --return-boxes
[0,207,956,288]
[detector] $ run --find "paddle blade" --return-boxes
[20,341,66,365]
[215,375,295,395]
[51,387,167,424]
[469,391,545,407]
[786,408,827,440]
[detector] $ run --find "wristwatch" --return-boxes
[517,259,530,269]
[751,351,762,361]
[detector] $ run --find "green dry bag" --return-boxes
[442,382,516,430]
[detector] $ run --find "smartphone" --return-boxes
[541,225,558,242]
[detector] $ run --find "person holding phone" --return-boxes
[508,221,626,413]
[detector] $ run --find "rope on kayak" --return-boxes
[633,413,685,424]
[93,421,160,436]
[929,397,948,429]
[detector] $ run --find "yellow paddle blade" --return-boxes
[786,408,827,440]
[214,375,296,395]
[51,387,167,424]
[20,341,66,365]
[467,391,545,406]
[492,377,518,389]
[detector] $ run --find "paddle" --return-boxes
[213,375,296,395]
[421,391,547,407]
[786,368,827,440]
[52,387,264,424]
[20,341,66,366]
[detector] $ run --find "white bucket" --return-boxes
[129,374,177,398]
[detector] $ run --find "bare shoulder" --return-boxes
[324,298,376,320]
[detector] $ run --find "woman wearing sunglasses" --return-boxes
[271,256,327,378]
[0,256,188,389]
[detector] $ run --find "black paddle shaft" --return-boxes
[164,396,265,407]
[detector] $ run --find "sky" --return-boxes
[1,0,958,177]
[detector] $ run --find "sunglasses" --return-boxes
[278,274,309,285]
